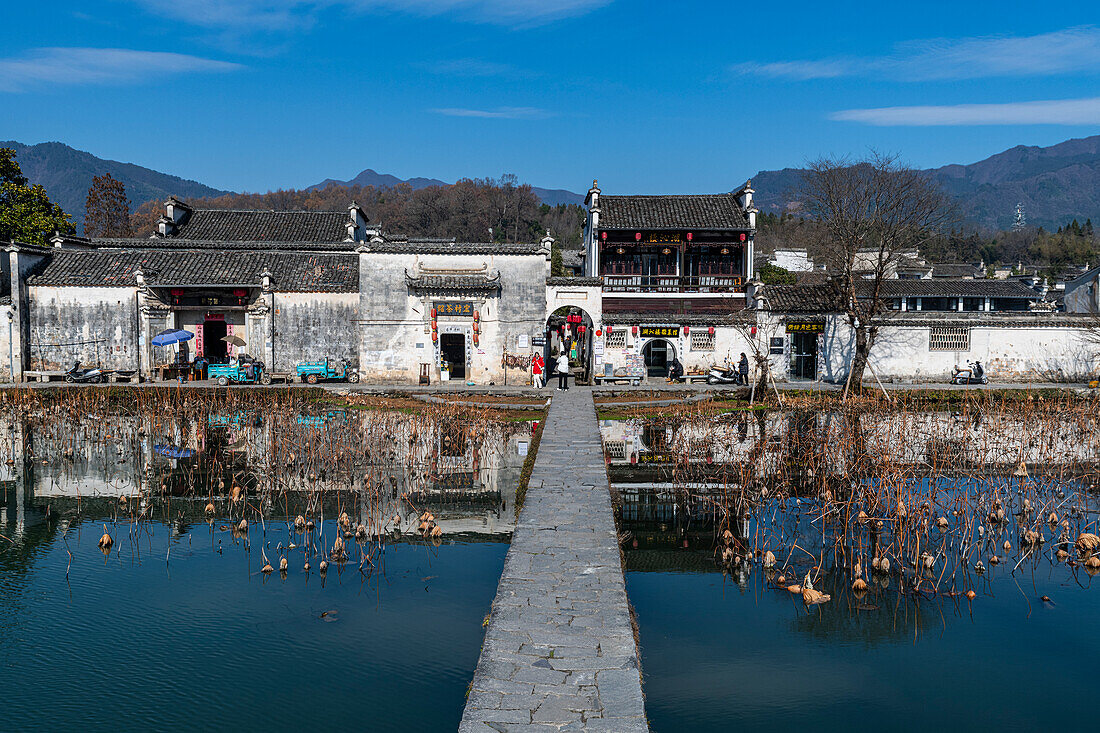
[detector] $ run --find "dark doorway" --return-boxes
[440,333,466,380]
[642,339,673,378]
[204,320,228,363]
[790,332,818,380]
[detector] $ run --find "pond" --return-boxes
[604,400,1100,732]
[0,389,535,730]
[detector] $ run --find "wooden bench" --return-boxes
[593,374,643,386]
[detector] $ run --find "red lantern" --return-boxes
[708,326,715,335]
[630,453,637,465]
[232,288,247,297]
[751,326,757,337]
[430,307,437,318]
[170,288,184,297]
[595,329,602,337]
[686,232,693,241]
[473,311,480,322]
[632,326,638,336]
[579,325,586,333]
[635,232,642,241]
[683,326,690,335]
[605,325,612,334]
[473,333,479,346]
[473,322,479,334]
[601,231,607,240]
[740,233,747,242]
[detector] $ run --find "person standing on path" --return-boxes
[532,352,544,388]
[556,352,570,391]
[738,352,750,386]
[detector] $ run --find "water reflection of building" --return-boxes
[0,408,532,541]
[601,408,1099,485]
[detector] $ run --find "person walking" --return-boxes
[556,352,570,391]
[738,352,750,386]
[532,352,544,388]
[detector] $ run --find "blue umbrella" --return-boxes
[152,329,195,347]
[154,444,196,459]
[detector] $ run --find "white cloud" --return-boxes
[831,97,1100,126]
[0,47,241,92]
[735,26,1100,81]
[430,106,548,119]
[129,0,610,29]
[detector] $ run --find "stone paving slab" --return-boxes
[460,388,648,732]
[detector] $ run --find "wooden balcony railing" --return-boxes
[602,275,745,293]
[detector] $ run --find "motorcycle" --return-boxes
[951,360,988,385]
[707,363,740,385]
[65,361,105,384]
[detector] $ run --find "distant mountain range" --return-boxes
[750,135,1100,230]
[307,169,584,207]
[1,141,228,229]
[7,136,1100,233]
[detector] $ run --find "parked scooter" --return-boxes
[707,362,740,385]
[951,360,988,385]
[65,361,105,384]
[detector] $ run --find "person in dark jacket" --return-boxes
[738,352,750,385]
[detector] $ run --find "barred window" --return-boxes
[929,327,970,351]
[690,330,716,351]
[605,440,627,461]
[605,330,627,349]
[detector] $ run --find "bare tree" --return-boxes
[798,153,954,392]
[731,313,784,404]
[85,173,133,237]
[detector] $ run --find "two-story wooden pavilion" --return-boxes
[582,180,757,316]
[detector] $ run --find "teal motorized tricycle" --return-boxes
[296,358,359,384]
[209,358,270,386]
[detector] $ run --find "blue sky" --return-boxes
[2,0,1099,195]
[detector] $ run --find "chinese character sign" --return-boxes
[434,301,474,317]
[638,325,681,338]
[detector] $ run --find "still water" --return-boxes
[605,405,1100,732]
[0,392,533,730]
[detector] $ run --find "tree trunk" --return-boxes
[848,325,871,392]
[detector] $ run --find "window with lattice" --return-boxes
[605,330,627,349]
[690,330,716,351]
[605,440,627,461]
[929,327,970,351]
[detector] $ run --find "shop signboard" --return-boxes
[638,325,680,338]
[786,321,825,333]
[434,301,474,317]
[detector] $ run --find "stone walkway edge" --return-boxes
[459,387,648,732]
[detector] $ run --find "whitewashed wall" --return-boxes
[818,318,1099,384]
[359,252,549,384]
[593,325,756,380]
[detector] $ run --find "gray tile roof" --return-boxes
[365,238,544,255]
[547,276,602,286]
[174,209,351,242]
[872,279,1038,298]
[404,271,501,292]
[27,249,358,292]
[930,263,982,278]
[598,194,750,231]
[95,237,357,252]
[762,283,844,313]
[602,312,755,326]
